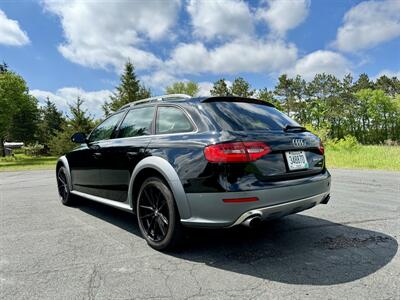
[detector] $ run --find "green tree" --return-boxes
[165,81,199,96]
[257,88,282,110]
[274,74,294,116]
[0,68,39,156]
[353,73,374,91]
[49,97,95,155]
[37,98,65,145]
[210,79,231,96]
[230,77,255,97]
[290,75,307,123]
[375,75,400,97]
[355,89,397,143]
[0,62,8,73]
[102,61,151,115]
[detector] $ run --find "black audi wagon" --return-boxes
[56,94,331,250]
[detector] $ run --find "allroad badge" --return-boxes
[292,138,306,147]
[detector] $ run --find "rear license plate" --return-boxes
[285,151,309,171]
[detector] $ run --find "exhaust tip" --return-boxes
[321,194,330,204]
[242,216,262,228]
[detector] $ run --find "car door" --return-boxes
[69,111,125,198]
[99,105,155,202]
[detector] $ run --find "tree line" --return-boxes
[1,61,399,157]
[204,74,400,145]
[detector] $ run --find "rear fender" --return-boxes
[128,156,191,219]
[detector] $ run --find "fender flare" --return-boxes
[56,156,73,190]
[127,156,191,219]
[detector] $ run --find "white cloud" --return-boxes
[333,0,400,52]
[187,0,253,40]
[0,9,30,46]
[286,50,351,80]
[167,39,298,74]
[197,82,214,96]
[257,0,310,37]
[43,0,180,71]
[31,87,113,118]
[141,70,180,91]
[374,69,400,79]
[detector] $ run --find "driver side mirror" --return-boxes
[71,132,87,144]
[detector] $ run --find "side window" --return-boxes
[89,111,124,142]
[118,106,155,138]
[156,106,193,134]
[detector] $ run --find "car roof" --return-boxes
[118,95,274,111]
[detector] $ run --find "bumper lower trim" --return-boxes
[229,192,329,227]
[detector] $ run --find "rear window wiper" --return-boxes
[283,124,308,132]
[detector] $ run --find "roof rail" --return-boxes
[118,94,191,111]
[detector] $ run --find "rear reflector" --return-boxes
[223,197,259,203]
[204,141,271,163]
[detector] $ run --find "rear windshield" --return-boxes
[204,102,300,131]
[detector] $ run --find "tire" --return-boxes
[136,177,183,251]
[57,166,75,206]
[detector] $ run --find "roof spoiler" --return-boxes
[201,96,275,107]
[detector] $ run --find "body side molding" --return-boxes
[128,156,191,219]
[71,190,133,212]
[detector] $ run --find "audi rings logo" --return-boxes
[292,138,306,147]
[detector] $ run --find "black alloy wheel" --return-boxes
[57,166,74,206]
[137,177,183,250]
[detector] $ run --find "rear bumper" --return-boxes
[180,170,331,228]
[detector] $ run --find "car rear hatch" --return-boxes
[201,98,325,190]
[223,130,324,180]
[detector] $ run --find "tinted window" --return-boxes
[156,106,193,134]
[89,111,124,142]
[204,102,300,131]
[118,106,155,138]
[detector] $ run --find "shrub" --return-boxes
[48,126,77,156]
[23,143,49,156]
[304,124,330,143]
[327,135,361,152]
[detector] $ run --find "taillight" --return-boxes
[319,141,325,155]
[204,142,271,163]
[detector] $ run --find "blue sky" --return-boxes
[0,0,399,117]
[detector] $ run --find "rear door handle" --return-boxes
[127,151,138,158]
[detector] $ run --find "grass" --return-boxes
[325,145,400,171]
[1,146,399,172]
[0,153,57,172]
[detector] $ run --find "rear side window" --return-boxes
[204,102,300,131]
[156,106,193,134]
[89,111,124,142]
[118,106,155,138]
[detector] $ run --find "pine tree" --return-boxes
[230,77,255,97]
[257,88,282,110]
[102,61,151,115]
[49,97,94,155]
[210,79,231,96]
[68,96,94,133]
[0,62,8,73]
[37,98,65,145]
[274,74,294,116]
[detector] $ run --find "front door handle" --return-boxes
[93,152,102,159]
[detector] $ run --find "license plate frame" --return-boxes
[285,151,309,171]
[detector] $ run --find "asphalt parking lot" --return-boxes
[0,169,399,299]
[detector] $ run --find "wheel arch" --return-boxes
[56,156,73,190]
[128,156,191,219]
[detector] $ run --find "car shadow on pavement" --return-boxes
[76,199,397,286]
